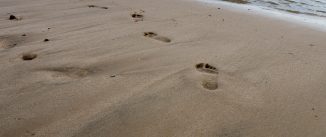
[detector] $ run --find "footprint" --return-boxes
[0,40,16,49]
[0,33,36,50]
[143,32,171,43]
[131,11,144,22]
[44,67,91,79]
[195,63,219,90]
[21,53,37,61]
[0,35,22,49]
[87,5,108,9]
[195,63,219,74]
[33,67,93,83]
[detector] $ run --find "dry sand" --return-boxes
[0,0,326,136]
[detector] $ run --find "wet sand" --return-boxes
[0,0,325,136]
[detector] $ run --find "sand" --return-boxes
[0,0,325,136]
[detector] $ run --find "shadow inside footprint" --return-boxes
[43,39,50,42]
[143,32,171,43]
[154,36,171,43]
[131,13,143,18]
[196,63,218,74]
[87,5,108,9]
[143,32,157,37]
[22,53,37,61]
[9,15,22,20]
[9,15,17,20]
[202,80,218,90]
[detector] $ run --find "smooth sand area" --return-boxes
[0,0,325,136]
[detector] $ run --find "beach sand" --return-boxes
[0,0,325,136]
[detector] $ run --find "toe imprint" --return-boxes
[131,11,144,22]
[143,32,158,37]
[196,63,218,74]
[131,13,143,18]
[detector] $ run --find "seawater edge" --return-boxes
[195,0,326,32]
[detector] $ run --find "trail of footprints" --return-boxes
[0,5,181,137]
[129,10,172,43]
[195,63,219,90]
[1,4,175,84]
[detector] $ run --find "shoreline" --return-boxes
[1,0,326,136]
[196,0,326,31]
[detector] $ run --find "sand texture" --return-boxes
[0,0,326,136]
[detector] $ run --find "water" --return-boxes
[220,0,326,18]
[198,0,326,31]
